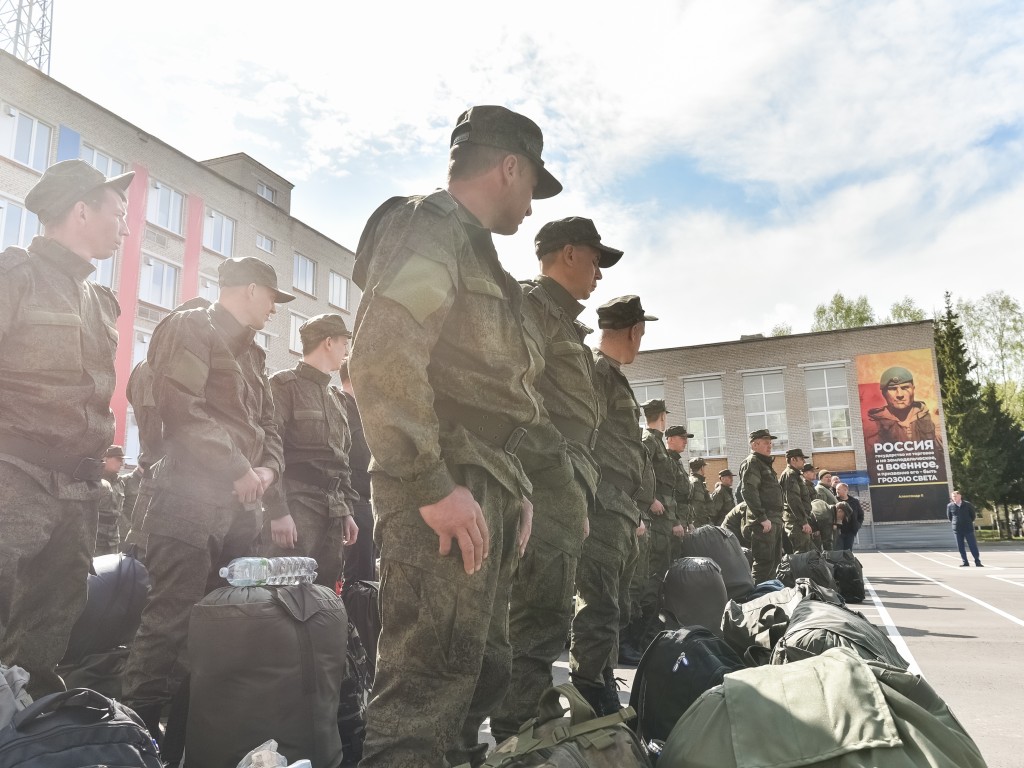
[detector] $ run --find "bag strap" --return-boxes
[12,688,115,729]
[536,682,597,724]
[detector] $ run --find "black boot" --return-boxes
[601,668,624,715]
[571,676,606,716]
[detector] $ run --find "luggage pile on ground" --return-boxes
[677,526,755,600]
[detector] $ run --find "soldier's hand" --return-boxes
[583,516,590,540]
[802,523,812,534]
[650,498,665,516]
[271,514,298,548]
[253,466,276,492]
[637,520,647,537]
[420,486,489,575]
[517,496,533,557]
[672,524,686,538]
[342,514,359,547]
[233,469,264,504]
[761,519,772,533]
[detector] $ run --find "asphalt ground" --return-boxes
[484,543,1024,766]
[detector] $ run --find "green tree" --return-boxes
[885,296,927,323]
[957,291,1024,424]
[811,293,876,332]
[770,323,792,337]
[977,383,1024,539]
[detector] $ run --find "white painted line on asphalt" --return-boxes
[863,577,923,677]
[987,575,1024,588]
[913,552,1004,570]
[880,553,1024,629]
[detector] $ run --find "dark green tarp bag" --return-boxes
[776,550,836,591]
[824,549,866,603]
[721,587,804,665]
[658,648,987,767]
[770,599,909,669]
[679,526,755,600]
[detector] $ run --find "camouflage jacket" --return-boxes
[642,427,679,522]
[709,483,735,526]
[721,503,750,546]
[126,361,162,472]
[815,483,839,506]
[269,361,359,519]
[737,452,783,523]
[667,449,693,526]
[350,190,541,522]
[0,238,119,499]
[780,465,812,527]
[688,471,715,527]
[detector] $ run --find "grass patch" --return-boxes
[977,528,1022,544]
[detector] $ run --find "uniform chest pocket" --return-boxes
[12,309,84,372]
[207,351,248,403]
[290,408,327,446]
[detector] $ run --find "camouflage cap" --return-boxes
[596,295,658,330]
[879,366,914,389]
[748,428,777,442]
[665,425,694,438]
[785,448,807,460]
[25,159,135,222]
[534,217,623,268]
[719,468,735,478]
[818,469,833,480]
[689,456,707,470]
[641,398,669,418]
[450,105,562,199]
[299,313,351,347]
[103,445,125,459]
[218,257,295,303]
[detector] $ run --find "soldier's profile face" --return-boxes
[567,244,602,300]
[883,381,915,411]
[720,474,734,487]
[245,284,278,330]
[86,188,130,260]
[666,435,687,452]
[751,437,772,456]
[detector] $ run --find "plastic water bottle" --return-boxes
[219,556,317,586]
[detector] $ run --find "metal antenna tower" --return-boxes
[0,0,53,74]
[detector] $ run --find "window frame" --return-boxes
[256,181,277,204]
[328,270,349,310]
[683,376,727,458]
[202,207,235,256]
[0,196,40,250]
[293,252,317,296]
[137,254,180,310]
[289,312,310,353]
[255,232,275,254]
[805,365,854,451]
[3,107,52,171]
[742,370,789,453]
[145,179,185,236]
[80,143,125,177]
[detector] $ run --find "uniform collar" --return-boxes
[210,302,256,355]
[296,360,331,387]
[536,275,585,320]
[598,350,622,371]
[30,236,97,283]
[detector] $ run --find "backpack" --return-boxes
[472,683,650,768]
[677,526,755,600]
[660,558,728,636]
[770,599,909,669]
[775,550,836,591]
[342,579,381,682]
[629,627,746,751]
[658,648,987,768]
[825,549,867,603]
[0,688,162,767]
[338,620,373,766]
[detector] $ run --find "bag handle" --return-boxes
[12,688,115,729]
[537,682,597,724]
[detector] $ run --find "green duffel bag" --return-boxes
[770,598,909,669]
[473,683,650,768]
[721,587,804,665]
[659,648,987,767]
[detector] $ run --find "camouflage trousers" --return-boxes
[0,462,100,698]
[122,499,261,708]
[360,466,521,768]
[263,493,349,589]
[640,521,675,619]
[343,499,376,583]
[625,525,650,628]
[785,524,813,554]
[570,531,639,688]
[750,518,784,584]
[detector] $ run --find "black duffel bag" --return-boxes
[0,687,161,767]
[776,550,836,591]
[660,557,729,637]
[678,526,755,600]
[824,549,867,603]
[342,579,380,681]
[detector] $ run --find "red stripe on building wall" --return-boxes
[182,194,204,300]
[111,163,149,446]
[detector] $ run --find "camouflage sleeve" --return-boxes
[331,387,361,513]
[780,471,805,522]
[740,461,767,522]
[349,204,460,508]
[126,362,163,470]
[148,312,253,482]
[262,374,294,520]
[635,442,656,512]
[0,252,29,346]
[255,352,284,482]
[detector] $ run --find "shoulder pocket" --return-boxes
[462,275,505,299]
[551,340,584,356]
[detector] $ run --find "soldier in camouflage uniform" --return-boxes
[687,456,715,528]
[96,445,129,555]
[348,106,561,768]
[0,160,131,697]
[710,468,736,526]
[721,502,752,547]
[665,425,694,559]
[780,448,813,553]
[265,314,360,589]
[339,359,375,583]
[570,295,657,716]
[123,257,290,749]
[491,217,617,742]
[737,428,785,584]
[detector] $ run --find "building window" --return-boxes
[1,107,52,171]
[743,371,788,452]
[146,179,184,235]
[202,208,234,256]
[289,312,309,353]
[684,377,726,457]
[256,233,275,253]
[0,197,40,250]
[806,366,853,449]
[138,256,179,309]
[257,181,277,204]
[293,252,316,295]
[631,381,664,406]
[329,271,349,310]
[80,144,125,177]
[125,409,140,465]
[254,331,271,351]
[199,274,220,304]
[90,258,115,288]
[133,329,152,367]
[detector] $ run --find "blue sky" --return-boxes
[51,0,1024,349]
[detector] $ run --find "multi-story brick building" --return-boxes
[1,51,358,459]
[628,320,951,548]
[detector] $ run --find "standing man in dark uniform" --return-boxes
[687,457,715,528]
[780,448,813,553]
[266,314,360,588]
[947,490,982,567]
[96,445,129,555]
[737,429,785,584]
[0,159,132,697]
[710,468,736,526]
[570,295,656,715]
[665,425,694,558]
[122,256,290,748]
[490,217,616,742]
[340,359,375,583]
[349,105,560,768]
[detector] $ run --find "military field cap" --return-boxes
[802,464,816,473]
[665,425,694,438]
[641,398,669,417]
[300,313,351,346]
[450,105,562,199]
[218,257,295,303]
[818,469,833,480]
[785,448,807,460]
[748,428,777,442]
[25,159,135,222]
[689,457,706,469]
[104,445,125,458]
[534,217,623,268]
[597,295,658,330]
[879,366,914,389]
[719,469,735,478]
